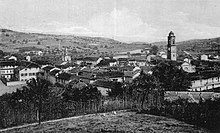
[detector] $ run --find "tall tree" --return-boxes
[25,77,51,124]
[150,45,159,55]
[152,60,191,91]
[132,70,159,111]
[62,80,101,102]
[0,50,4,57]
[107,82,124,98]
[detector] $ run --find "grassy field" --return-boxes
[0,111,208,133]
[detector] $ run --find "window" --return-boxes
[21,73,24,76]
[24,73,27,76]
[112,79,118,82]
[29,73,32,76]
[33,73,35,75]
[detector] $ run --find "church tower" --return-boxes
[167,31,176,61]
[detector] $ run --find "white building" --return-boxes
[201,54,208,61]
[181,62,196,73]
[37,51,43,56]
[136,59,146,66]
[18,63,41,81]
[62,55,71,62]
[183,58,191,63]
[0,61,18,81]
[76,57,102,67]
[8,56,17,61]
[190,77,220,91]
[26,56,31,61]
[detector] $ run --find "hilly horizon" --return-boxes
[0,28,148,54]
[152,37,220,56]
[1,28,220,56]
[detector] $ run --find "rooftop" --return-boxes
[42,65,55,71]
[56,72,74,80]
[0,61,19,67]
[49,69,60,76]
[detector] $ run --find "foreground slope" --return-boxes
[0,111,208,133]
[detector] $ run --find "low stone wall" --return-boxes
[7,81,26,86]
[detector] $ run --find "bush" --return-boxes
[162,98,220,131]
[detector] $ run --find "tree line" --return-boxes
[0,60,192,128]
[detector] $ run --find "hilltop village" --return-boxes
[1,31,220,94]
[1,30,220,132]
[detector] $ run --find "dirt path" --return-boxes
[0,111,208,133]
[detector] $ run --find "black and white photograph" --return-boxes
[0,0,220,132]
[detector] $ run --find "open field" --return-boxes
[0,111,208,133]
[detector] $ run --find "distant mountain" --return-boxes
[177,38,220,54]
[129,42,148,45]
[129,42,151,48]
[0,29,147,53]
[151,37,220,55]
[2,28,219,55]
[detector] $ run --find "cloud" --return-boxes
[88,8,157,42]
[150,11,220,42]
[1,0,220,43]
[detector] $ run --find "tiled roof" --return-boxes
[42,65,55,71]
[120,66,135,71]
[96,60,109,66]
[118,58,128,61]
[68,67,82,74]
[97,59,117,67]
[131,53,142,56]
[92,80,114,89]
[84,57,100,61]
[55,62,78,69]
[25,62,40,68]
[76,57,100,61]
[124,71,134,78]
[78,75,95,80]
[49,69,60,76]
[56,72,73,80]
[96,71,124,79]
[16,62,40,70]
[0,61,19,67]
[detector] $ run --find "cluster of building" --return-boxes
[165,31,220,92]
[0,54,153,95]
[1,31,220,93]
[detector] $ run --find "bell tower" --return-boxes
[167,31,176,61]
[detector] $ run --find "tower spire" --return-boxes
[167,31,176,61]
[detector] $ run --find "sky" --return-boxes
[0,0,220,42]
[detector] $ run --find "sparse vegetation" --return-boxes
[0,28,147,53]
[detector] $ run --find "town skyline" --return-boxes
[1,0,220,43]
